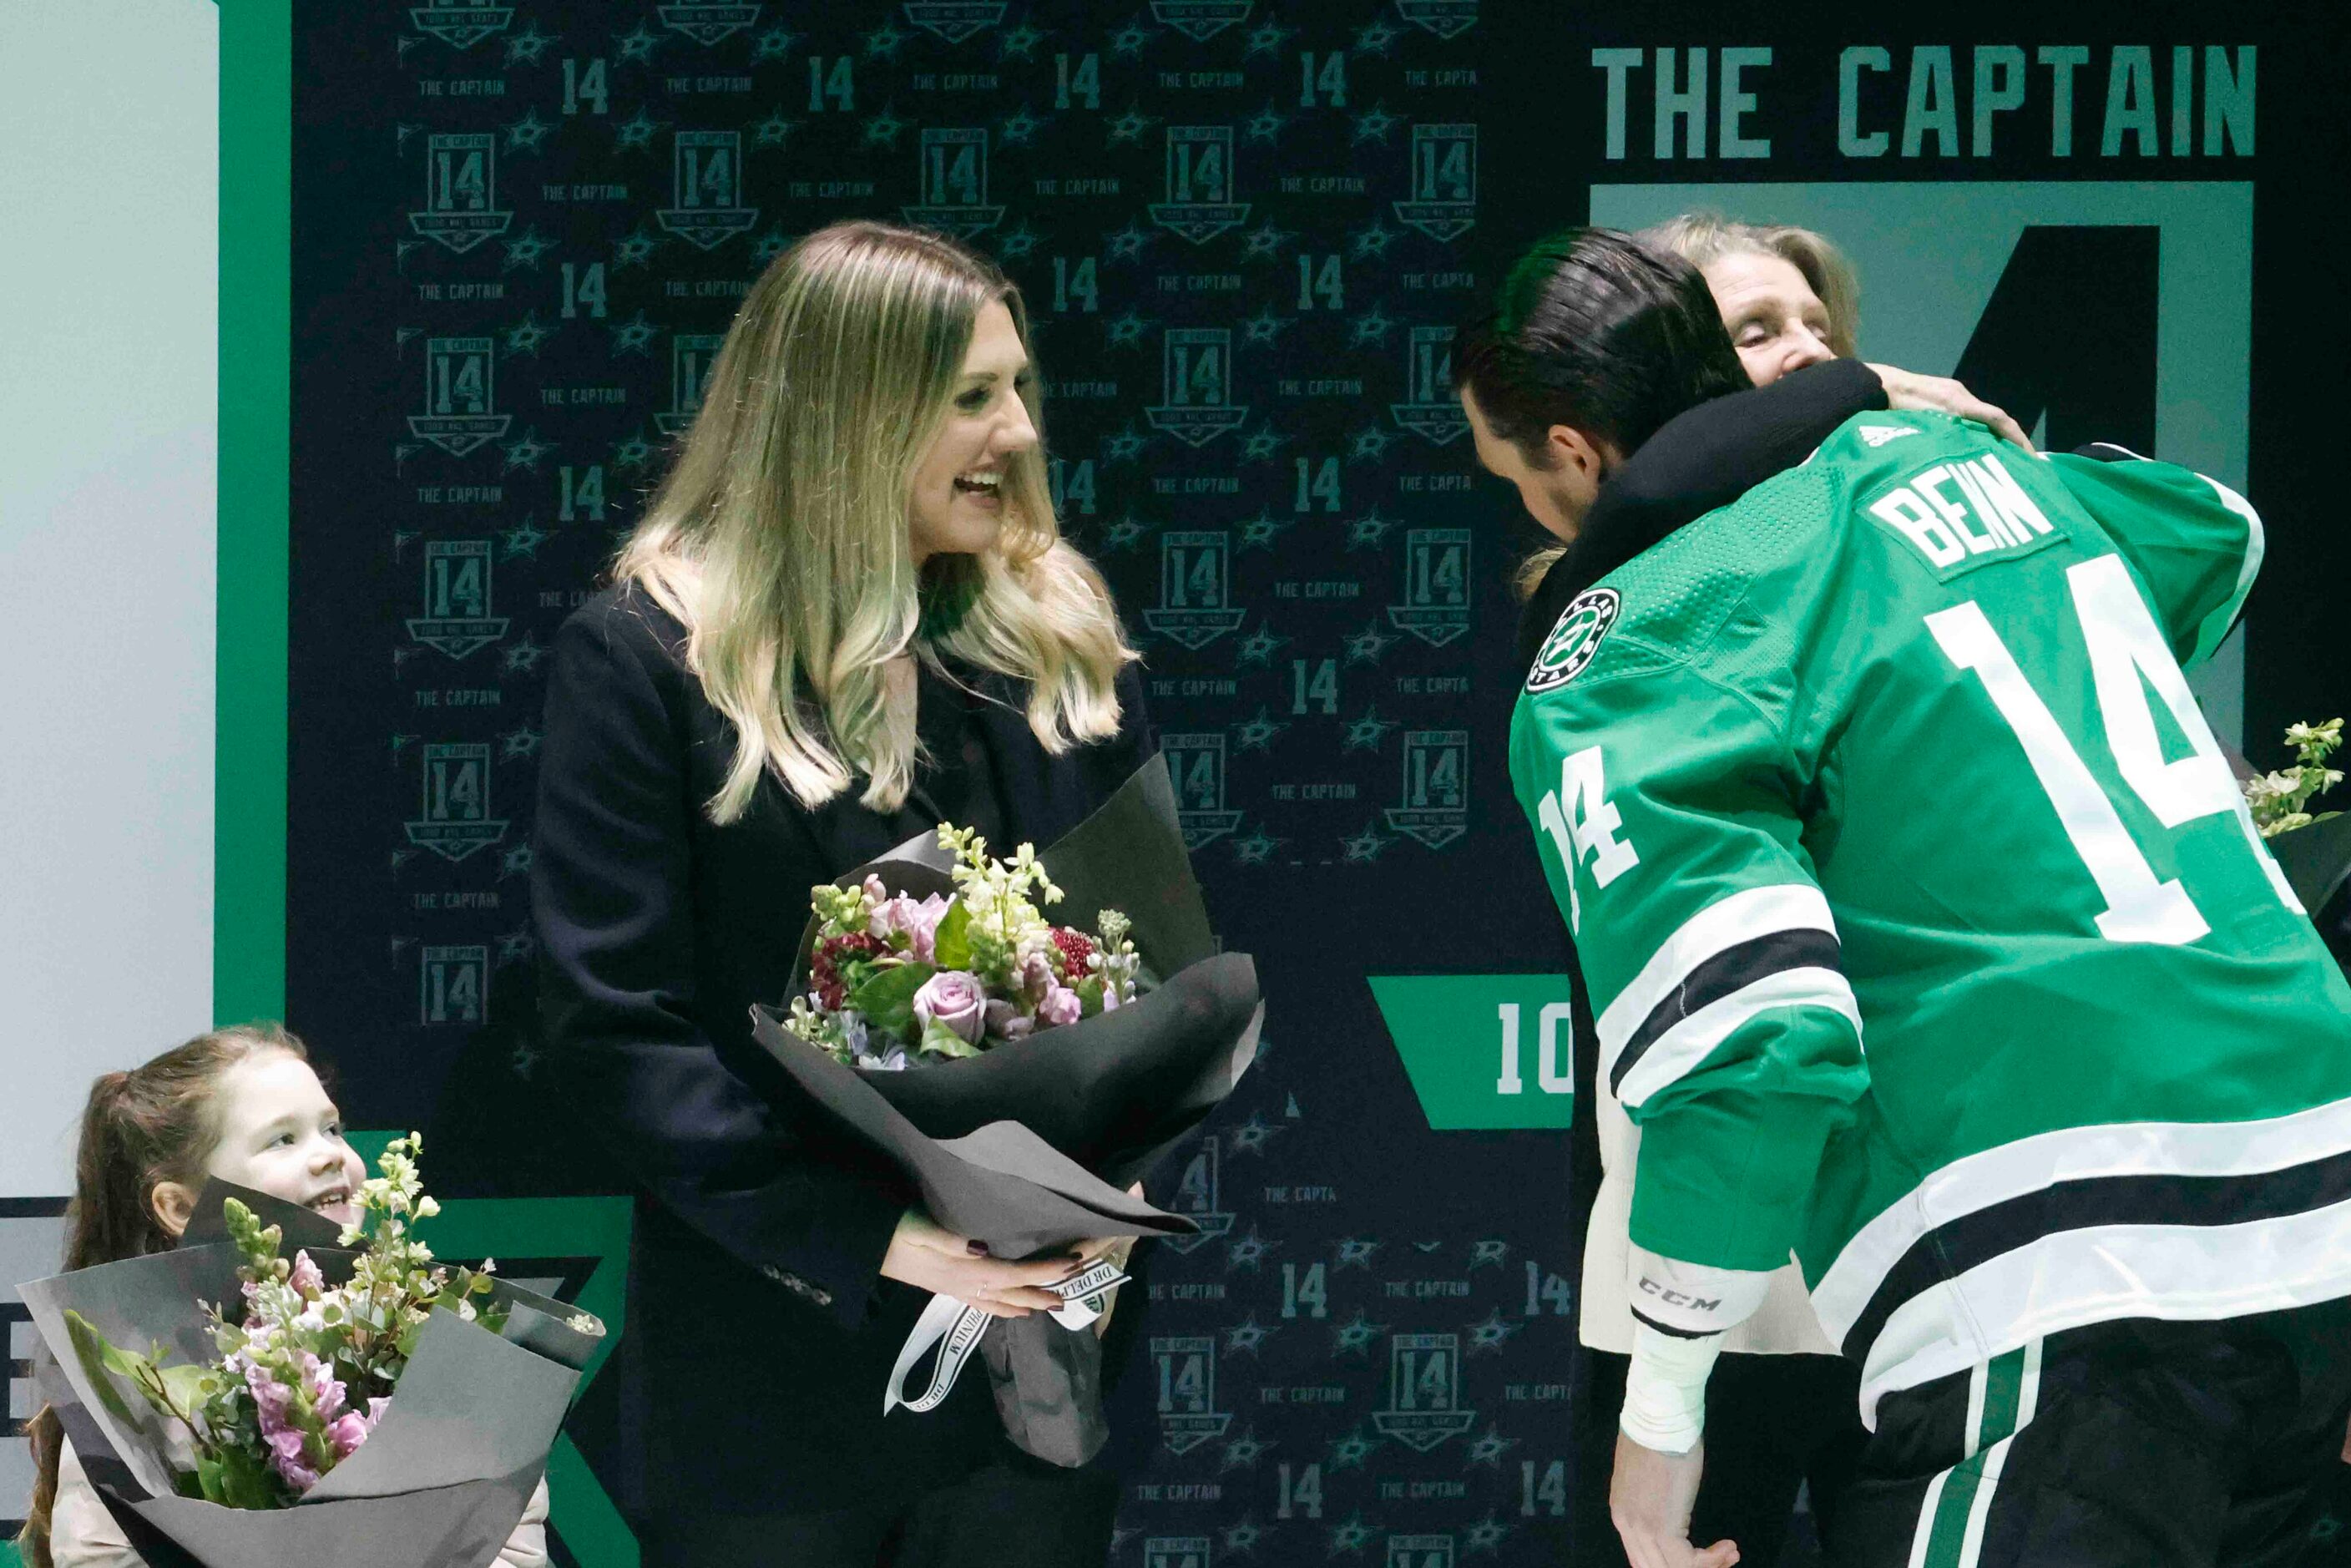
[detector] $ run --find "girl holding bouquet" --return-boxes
[13,1026,550,1568]
[531,220,1155,1566]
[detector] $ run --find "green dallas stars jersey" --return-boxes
[1508,412,2351,1421]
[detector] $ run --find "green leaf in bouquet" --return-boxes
[155,1361,213,1416]
[850,960,937,1036]
[63,1310,149,1431]
[932,900,973,971]
[1074,976,1105,1019]
[200,1444,285,1510]
[920,1018,983,1060]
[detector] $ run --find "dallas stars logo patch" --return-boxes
[1525,587,1618,693]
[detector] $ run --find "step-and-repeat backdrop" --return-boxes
[13,4,2351,1564]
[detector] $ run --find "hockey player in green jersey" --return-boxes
[1458,229,2351,1568]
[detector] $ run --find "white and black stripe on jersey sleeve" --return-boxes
[1595,883,1863,1110]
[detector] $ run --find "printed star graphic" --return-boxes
[392,647,421,674]
[503,110,553,154]
[1327,1513,1375,1555]
[1464,1513,1509,1554]
[1342,707,1398,753]
[497,927,537,966]
[998,22,1048,59]
[390,734,420,761]
[501,430,554,473]
[503,313,554,356]
[501,726,544,761]
[394,121,424,152]
[1332,1312,1386,1358]
[1469,1238,1509,1270]
[503,23,555,66]
[1343,625,1398,665]
[1327,1423,1380,1467]
[1465,1424,1518,1466]
[1241,222,1293,260]
[612,227,661,269]
[1233,828,1283,865]
[614,23,662,63]
[612,430,655,469]
[392,442,424,475]
[1235,624,1289,668]
[753,26,799,61]
[999,106,1045,147]
[751,227,792,269]
[1352,19,1403,56]
[502,228,555,271]
[396,35,422,62]
[862,104,910,149]
[500,843,533,880]
[1348,425,1399,463]
[1225,1227,1277,1272]
[1351,103,1402,144]
[500,520,549,559]
[1236,706,1288,752]
[502,633,549,675]
[392,529,420,559]
[1341,823,1393,863]
[609,310,660,356]
[1225,1317,1276,1355]
[1237,510,1292,551]
[1466,1308,1521,1353]
[1240,425,1290,462]
[1221,1518,1264,1555]
[1241,308,1288,346]
[1349,306,1397,348]
[1344,509,1396,549]
[989,224,1041,266]
[1242,20,1295,57]
[1109,1528,1138,1558]
[614,109,663,150]
[1221,1425,1274,1468]
[1349,220,1397,260]
[1104,221,1153,260]
[1106,104,1159,144]
[1244,101,1288,144]
[1334,1237,1381,1270]
[753,111,796,148]
[1100,515,1149,552]
[1227,1111,1282,1155]
[1104,310,1151,347]
[862,22,907,59]
[1109,18,1157,57]
[1095,423,1145,463]
[393,240,426,275]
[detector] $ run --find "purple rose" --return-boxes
[913,971,986,1044]
[1037,984,1084,1029]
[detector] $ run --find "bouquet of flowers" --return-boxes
[782,827,1143,1069]
[19,1141,603,1568]
[752,756,1262,1468]
[2245,718,2351,959]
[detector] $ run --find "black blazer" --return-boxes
[531,584,1155,1522]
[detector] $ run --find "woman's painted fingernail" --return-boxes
[968,1240,989,1256]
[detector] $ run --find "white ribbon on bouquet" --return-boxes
[883,1257,1131,1415]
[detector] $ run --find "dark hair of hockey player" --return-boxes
[1453,226,1750,467]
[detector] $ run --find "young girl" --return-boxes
[13,1024,550,1568]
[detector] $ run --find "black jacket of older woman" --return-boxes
[531,584,1155,1565]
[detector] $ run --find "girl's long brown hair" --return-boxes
[15,1024,304,1568]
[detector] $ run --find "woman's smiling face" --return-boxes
[908,300,1039,565]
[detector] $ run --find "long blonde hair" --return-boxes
[1636,211,1862,358]
[617,220,1135,820]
